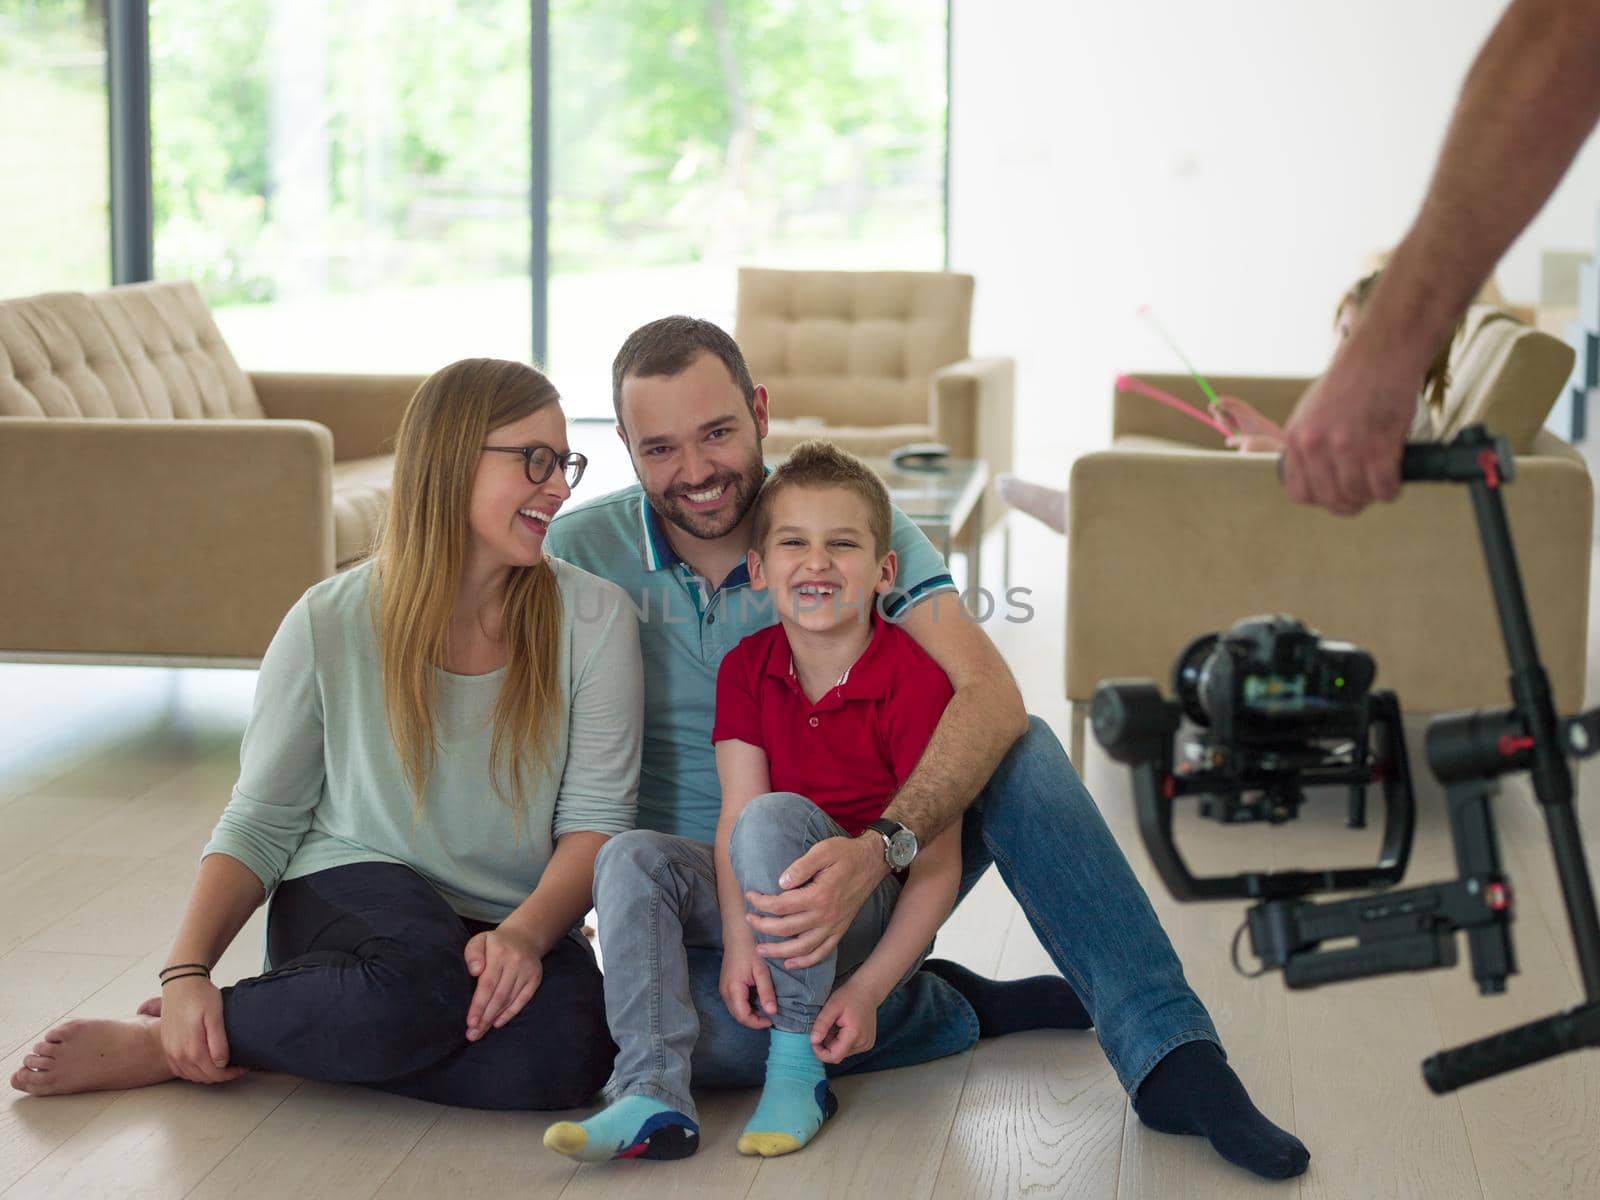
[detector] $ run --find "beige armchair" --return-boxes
[1064,308,1591,765]
[734,267,1015,538]
[0,281,419,664]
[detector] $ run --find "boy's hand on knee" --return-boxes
[464,927,545,1041]
[720,946,777,1030]
[747,835,888,969]
[812,982,878,1064]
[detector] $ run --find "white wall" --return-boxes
[950,0,1600,474]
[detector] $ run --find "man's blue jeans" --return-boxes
[688,716,1219,1095]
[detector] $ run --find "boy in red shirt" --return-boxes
[544,441,958,1162]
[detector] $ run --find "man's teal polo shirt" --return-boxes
[545,484,956,842]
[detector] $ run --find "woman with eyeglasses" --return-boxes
[11,358,642,1109]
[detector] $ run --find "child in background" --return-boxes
[994,269,1463,530]
[544,440,961,1162]
[1216,270,1460,452]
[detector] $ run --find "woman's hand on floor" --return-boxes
[159,976,248,1084]
[463,925,544,1040]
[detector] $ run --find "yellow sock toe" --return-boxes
[737,1131,802,1158]
[543,1121,589,1156]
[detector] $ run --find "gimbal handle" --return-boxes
[1399,425,1600,1090]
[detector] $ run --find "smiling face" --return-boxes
[618,350,769,543]
[467,402,573,572]
[749,483,897,634]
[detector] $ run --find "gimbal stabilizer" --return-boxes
[1092,425,1600,1092]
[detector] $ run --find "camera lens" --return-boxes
[1174,633,1220,726]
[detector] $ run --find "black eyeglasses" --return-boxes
[482,443,589,489]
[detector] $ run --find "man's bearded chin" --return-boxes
[647,459,764,541]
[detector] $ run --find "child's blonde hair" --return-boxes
[1336,270,1462,413]
[751,440,893,559]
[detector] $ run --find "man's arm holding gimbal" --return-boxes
[1284,0,1600,515]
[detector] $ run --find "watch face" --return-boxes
[887,828,918,870]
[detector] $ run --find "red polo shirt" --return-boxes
[712,618,954,836]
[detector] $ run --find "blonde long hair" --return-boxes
[373,358,565,824]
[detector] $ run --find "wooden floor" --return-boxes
[3,505,1600,1198]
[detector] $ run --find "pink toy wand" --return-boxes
[1137,304,1223,411]
[1116,374,1233,439]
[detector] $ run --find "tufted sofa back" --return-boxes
[734,268,972,427]
[0,281,260,420]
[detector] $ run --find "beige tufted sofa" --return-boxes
[734,267,1014,535]
[1063,306,1592,764]
[0,281,422,664]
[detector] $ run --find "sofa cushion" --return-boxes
[1436,306,1574,450]
[332,455,395,567]
[90,282,262,419]
[0,292,148,418]
[0,281,261,421]
[736,268,972,427]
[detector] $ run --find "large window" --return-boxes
[26,2,946,412]
[547,0,948,415]
[150,0,532,372]
[0,0,111,294]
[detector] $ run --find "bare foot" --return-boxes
[136,996,161,1018]
[10,1018,175,1096]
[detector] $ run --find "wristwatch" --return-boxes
[866,818,919,871]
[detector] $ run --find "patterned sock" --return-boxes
[1134,1040,1309,1180]
[922,958,1093,1036]
[736,1029,837,1158]
[543,1093,699,1163]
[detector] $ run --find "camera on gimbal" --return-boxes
[1090,427,1600,1096]
[1170,616,1380,823]
[1093,614,1413,902]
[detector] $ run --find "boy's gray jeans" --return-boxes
[591,791,913,1120]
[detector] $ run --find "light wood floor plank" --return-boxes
[21,848,212,959]
[0,1088,121,1194]
[185,1082,440,1200]
[0,793,137,878]
[5,1073,299,1200]
[1289,973,1482,1200]
[0,856,147,959]
[934,1032,1122,1200]
[1425,912,1600,1200]
[374,1107,580,1199]
[932,894,1124,1199]
[69,757,237,862]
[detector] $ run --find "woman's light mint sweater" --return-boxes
[203,558,643,922]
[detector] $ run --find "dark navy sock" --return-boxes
[1133,1040,1308,1180]
[922,958,1092,1037]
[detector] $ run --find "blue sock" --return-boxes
[737,1029,837,1157]
[543,1093,699,1163]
